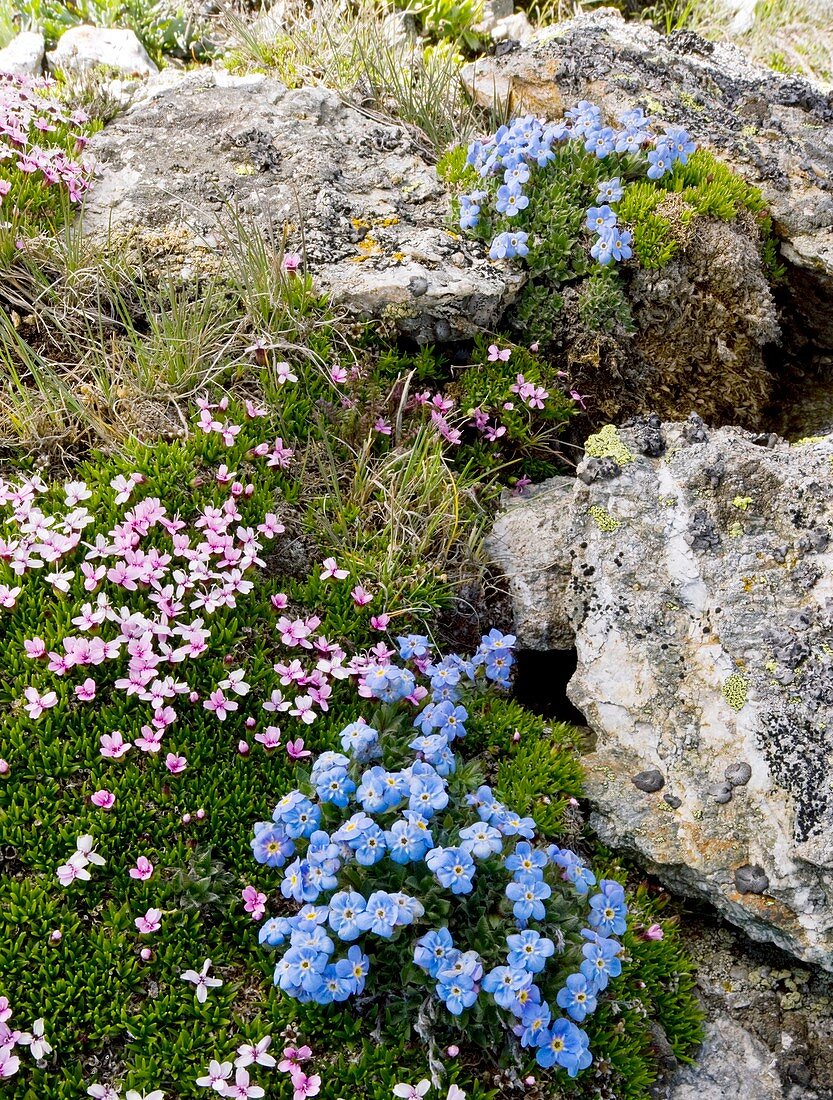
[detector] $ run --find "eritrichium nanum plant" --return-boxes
[253,633,628,1077]
[457,103,695,263]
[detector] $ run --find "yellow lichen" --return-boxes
[588,505,620,533]
[584,424,635,466]
[722,673,748,711]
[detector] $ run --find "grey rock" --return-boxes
[461,9,833,364]
[667,1020,782,1099]
[47,25,158,77]
[81,70,521,342]
[0,31,45,76]
[633,769,665,793]
[489,420,833,967]
[664,794,683,809]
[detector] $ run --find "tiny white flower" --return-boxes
[180,959,223,1003]
[126,1090,165,1100]
[17,1018,52,1060]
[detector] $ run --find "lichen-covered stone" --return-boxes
[81,70,522,342]
[488,418,833,967]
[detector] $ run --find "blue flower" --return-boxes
[459,821,503,859]
[483,965,532,1010]
[507,929,555,974]
[437,979,478,1015]
[506,875,551,921]
[251,822,295,867]
[497,810,536,838]
[431,700,468,740]
[332,811,375,846]
[490,231,529,260]
[281,858,318,904]
[647,147,672,179]
[356,770,393,814]
[282,944,328,993]
[282,797,321,839]
[310,751,350,785]
[427,846,476,894]
[391,891,424,926]
[271,790,306,822]
[353,822,387,866]
[591,227,615,265]
[397,633,432,660]
[289,924,334,956]
[588,880,628,935]
[315,765,356,808]
[663,126,695,163]
[360,890,399,938]
[607,228,633,262]
[505,841,548,876]
[556,972,598,1022]
[503,162,531,186]
[408,767,449,818]
[585,205,617,232]
[336,945,370,994]
[414,927,454,976]
[520,1000,552,1047]
[318,963,354,1003]
[596,177,624,203]
[579,934,623,990]
[385,815,434,864]
[307,831,341,873]
[328,890,367,941]
[585,126,616,158]
[258,916,292,946]
[535,1018,592,1077]
[340,719,380,761]
[436,949,483,984]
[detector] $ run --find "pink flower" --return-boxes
[0,759,9,776]
[643,923,664,941]
[286,738,311,760]
[275,361,298,385]
[570,389,589,410]
[392,1083,429,1100]
[165,752,188,775]
[238,740,250,755]
[91,789,115,810]
[270,592,288,610]
[100,731,131,759]
[370,614,391,631]
[487,343,511,362]
[241,886,267,921]
[283,252,302,273]
[134,907,162,934]
[235,1035,275,1068]
[23,687,58,720]
[278,1046,311,1072]
[220,1066,264,1098]
[74,677,97,702]
[129,856,154,881]
[373,418,392,435]
[255,726,281,750]
[289,1069,320,1100]
[319,557,349,581]
[350,585,373,606]
[0,1047,20,1078]
[204,689,238,721]
[23,637,46,659]
[513,476,532,496]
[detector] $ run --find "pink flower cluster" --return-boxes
[195,1036,320,1099]
[0,73,92,204]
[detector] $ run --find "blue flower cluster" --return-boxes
[252,629,629,1081]
[460,102,695,266]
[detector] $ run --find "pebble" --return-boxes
[734,863,770,894]
[632,768,665,792]
[725,761,753,786]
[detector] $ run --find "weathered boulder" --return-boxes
[47,26,158,77]
[81,70,521,342]
[0,31,45,76]
[668,1020,782,1100]
[461,9,833,367]
[488,418,833,967]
